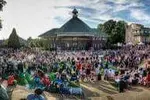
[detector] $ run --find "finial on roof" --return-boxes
[72,8,78,18]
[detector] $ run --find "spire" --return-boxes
[72,8,78,18]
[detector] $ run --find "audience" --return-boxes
[0,44,150,99]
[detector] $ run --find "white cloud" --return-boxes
[130,9,150,21]
[0,0,79,39]
[113,2,144,12]
[107,0,139,4]
[0,0,148,39]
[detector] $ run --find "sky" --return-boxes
[0,0,150,39]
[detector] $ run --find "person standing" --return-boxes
[0,79,9,100]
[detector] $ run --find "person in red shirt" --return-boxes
[76,62,82,71]
[41,75,50,87]
[146,71,150,82]
[7,75,16,86]
[144,71,150,86]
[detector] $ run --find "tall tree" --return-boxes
[0,0,6,11]
[102,20,116,35]
[97,24,103,33]
[111,21,127,44]
[8,28,21,48]
[98,20,126,44]
[0,0,6,28]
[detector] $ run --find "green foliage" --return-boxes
[8,28,21,49]
[111,21,126,44]
[97,24,103,32]
[0,0,6,11]
[0,0,6,28]
[27,38,51,50]
[98,20,127,44]
[43,39,50,50]
[27,37,32,43]
[101,20,116,35]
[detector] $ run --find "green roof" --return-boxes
[59,17,92,32]
[39,28,58,37]
[39,8,107,37]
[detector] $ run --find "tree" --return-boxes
[97,24,103,33]
[0,0,6,11]
[98,20,126,44]
[0,0,6,28]
[8,28,21,48]
[102,20,116,35]
[27,37,32,42]
[43,39,50,50]
[27,37,33,47]
[110,21,127,44]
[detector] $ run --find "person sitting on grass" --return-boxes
[70,73,78,82]
[0,79,9,100]
[27,88,45,100]
[144,71,150,86]
[7,74,17,86]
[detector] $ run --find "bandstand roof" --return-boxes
[39,28,58,37]
[39,8,107,38]
[59,16,92,33]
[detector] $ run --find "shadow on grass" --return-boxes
[82,86,100,97]
[99,80,110,85]
[107,96,115,100]
[100,84,117,91]
[99,85,118,95]
[129,87,143,92]
[109,81,117,88]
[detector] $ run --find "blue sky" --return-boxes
[0,0,150,39]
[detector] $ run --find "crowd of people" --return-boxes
[0,45,150,100]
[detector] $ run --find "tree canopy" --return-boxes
[0,0,6,28]
[0,0,6,11]
[98,19,127,44]
[8,28,21,49]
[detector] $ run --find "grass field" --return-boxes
[11,80,150,100]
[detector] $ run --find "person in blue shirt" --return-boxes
[27,88,45,100]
